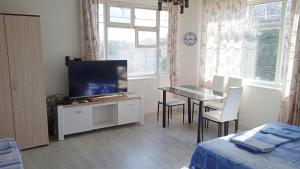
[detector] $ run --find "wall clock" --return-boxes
[183,32,197,46]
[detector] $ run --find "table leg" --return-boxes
[162,90,166,128]
[188,98,191,123]
[197,101,204,143]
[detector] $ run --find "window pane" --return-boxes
[109,6,131,23]
[98,3,105,60]
[108,28,156,75]
[137,31,157,46]
[135,8,156,27]
[248,2,282,25]
[255,29,279,81]
[241,29,280,81]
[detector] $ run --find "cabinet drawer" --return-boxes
[63,106,92,135]
[118,99,140,125]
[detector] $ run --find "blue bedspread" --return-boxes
[189,122,300,169]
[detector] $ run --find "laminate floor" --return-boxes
[22,111,237,169]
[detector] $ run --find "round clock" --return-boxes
[183,32,197,46]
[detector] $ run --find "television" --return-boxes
[68,60,127,99]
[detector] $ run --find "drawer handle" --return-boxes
[73,110,82,114]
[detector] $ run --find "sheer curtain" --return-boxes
[279,0,300,126]
[168,5,179,87]
[80,0,100,60]
[198,0,247,88]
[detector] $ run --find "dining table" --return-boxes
[158,85,224,143]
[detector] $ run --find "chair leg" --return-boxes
[170,106,173,119]
[157,102,160,122]
[167,107,170,127]
[217,122,220,137]
[224,122,228,136]
[183,104,185,124]
[218,122,223,137]
[235,119,239,133]
[206,119,209,128]
[192,103,194,122]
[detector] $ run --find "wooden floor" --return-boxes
[22,111,236,169]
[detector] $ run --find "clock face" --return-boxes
[184,32,197,46]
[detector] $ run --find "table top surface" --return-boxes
[159,85,224,101]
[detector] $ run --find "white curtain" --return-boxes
[80,0,100,60]
[198,0,247,88]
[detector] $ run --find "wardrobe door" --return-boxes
[0,15,15,138]
[5,15,49,149]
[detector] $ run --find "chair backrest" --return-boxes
[221,87,243,122]
[225,77,243,93]
[211,75,225,92]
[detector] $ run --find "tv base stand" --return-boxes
[57,93,144,141]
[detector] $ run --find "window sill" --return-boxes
[244,79,282,91]
[128,75,157,80]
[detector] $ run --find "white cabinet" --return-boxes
[58,94,144,140]
[118,99,140,125]
[63,106,92,135]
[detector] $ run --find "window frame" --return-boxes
[243,0,287,87]
[98,1,170,77]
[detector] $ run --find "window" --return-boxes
[98,2,169,77]
[241,1,284,83]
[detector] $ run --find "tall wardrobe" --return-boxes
[0,14,49,149]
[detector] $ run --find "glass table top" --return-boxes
[159,85,224,101]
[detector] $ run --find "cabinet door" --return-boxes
[63,106,93,135]
[0,15,15,138]
[5,15,49,149]
[118,99,141,125]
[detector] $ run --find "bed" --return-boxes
[189,122,300,169]
[0,138,24,169]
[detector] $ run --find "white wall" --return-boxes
[0,0,81,96]
[239,85,282,129]
[177,0,200,86]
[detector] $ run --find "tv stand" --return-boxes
[57,93,144,140]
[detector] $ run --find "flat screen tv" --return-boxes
[68,60,127,99]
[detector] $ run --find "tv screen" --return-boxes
[68,60,127,98]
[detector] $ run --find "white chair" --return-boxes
[157,98,186,126]
[225,77,243,93]
[203,87,243,137]
[192,75,225,121]
[211,75,225,92]
[205,77,243,110]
